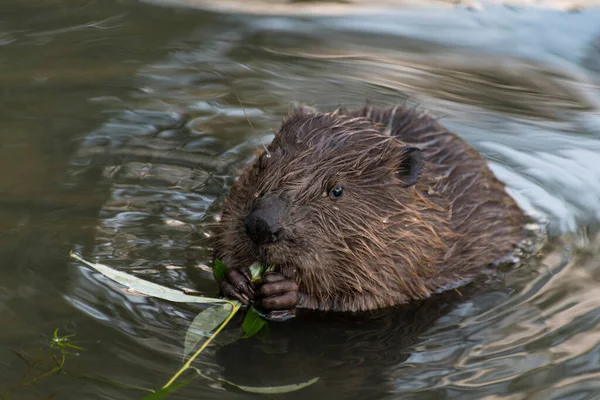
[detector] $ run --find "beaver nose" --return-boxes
[244,196,286,245]
[245,213,282,245]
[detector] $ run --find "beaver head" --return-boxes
[214,108,461,311]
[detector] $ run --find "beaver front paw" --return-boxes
[254,272,299,321]
[220,266,255,305]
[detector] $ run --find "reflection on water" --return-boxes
[1,0,600,399]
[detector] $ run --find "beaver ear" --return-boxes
[396,146,424,187]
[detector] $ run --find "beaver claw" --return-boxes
[220,267,255,305]
[254,271,299,309]
[262,309,297,322]
[221,269,299,320]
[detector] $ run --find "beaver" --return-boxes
[212,104,524,320]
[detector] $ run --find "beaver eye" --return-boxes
[328,185,344,200]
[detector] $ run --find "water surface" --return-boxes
[1,1,600,399]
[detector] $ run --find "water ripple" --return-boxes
[56,3,600,399]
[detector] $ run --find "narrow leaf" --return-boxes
[218,377,320,394]
[69,252,227,305]
[161,303,242,389]
[143,375,195,400]
[183,303,232,359]
[248,262,266,282]
[213,259,227,282]
[241,306,267,338]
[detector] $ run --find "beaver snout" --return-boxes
[244,196,286,245]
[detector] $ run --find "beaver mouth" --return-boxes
[257,250,277,267]
[256,243,290,268]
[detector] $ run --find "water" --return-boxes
[1,1,600,399]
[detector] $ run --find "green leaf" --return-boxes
[214,260,268,283]
[183,303,233,359]
[161,303,242,393]
[241,306,267,338]
[143,375,195,400]
[69,252,227,305]
[248,262,266,282]
[213,259,227,282]
[218,376,320,394]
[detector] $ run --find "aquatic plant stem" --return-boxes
[161,300,241,389]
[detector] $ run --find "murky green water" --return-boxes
[1,1,600,399]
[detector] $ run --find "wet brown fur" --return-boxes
[213,105,525,312]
